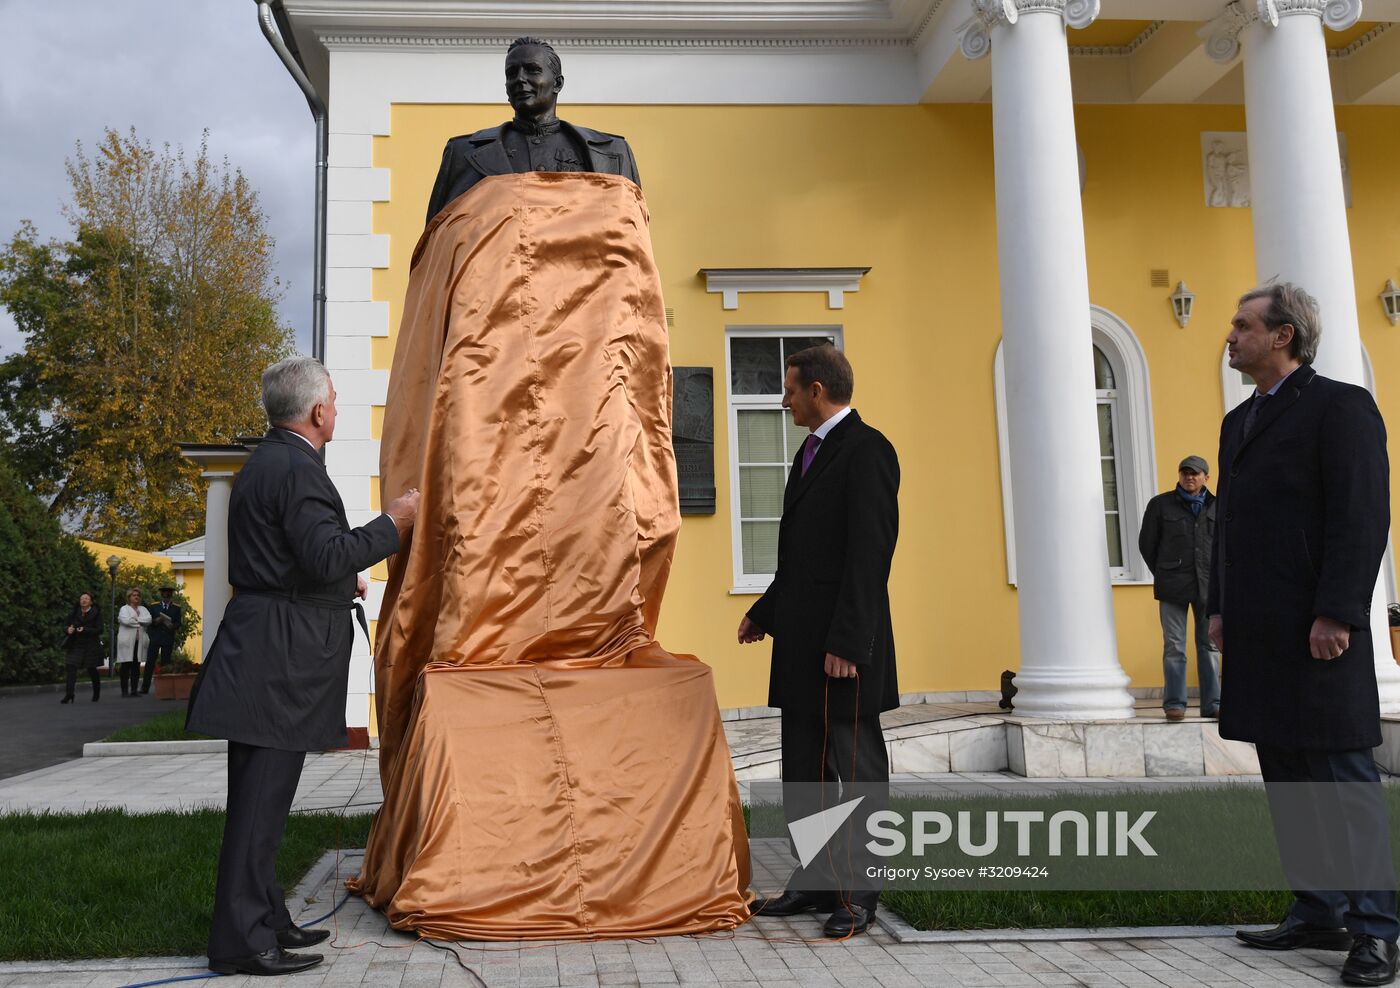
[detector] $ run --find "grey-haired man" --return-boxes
[187,357,420,977]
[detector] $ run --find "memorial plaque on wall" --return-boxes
[672,367,716,515]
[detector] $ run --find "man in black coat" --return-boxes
[424,37,641,226]
[1208,283,1397,986]
[737,344,899,938]
[140,586,181,694]
[186,356,419,977]
[1138,456,1219,720]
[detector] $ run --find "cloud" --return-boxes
[0,0,315,356]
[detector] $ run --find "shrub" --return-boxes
[0,457,106,684]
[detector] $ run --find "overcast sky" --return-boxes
[0,0,315,356]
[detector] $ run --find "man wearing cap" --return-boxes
[1138,455,1219,721]
[141,586,181,694]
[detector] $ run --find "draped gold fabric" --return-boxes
[348,173,751,940]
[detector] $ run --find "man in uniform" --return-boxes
[423,37,640,225]
[141,586,181,694]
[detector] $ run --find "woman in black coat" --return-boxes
[62,592,104,703]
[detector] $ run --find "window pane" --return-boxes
[1101,458,1119,511]
[782,336,836,362]
[738,410,784,462]
[1104,513,1124,568]
[731,337,782,395]
[1240,371,1256,388]
[1096,403,1115,456]
[742,521,779,575]
[1093,345,1116,390]
[784,414,809,462]
[741,466,785,517]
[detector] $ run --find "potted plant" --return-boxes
[153,651,201,701]
[1389,604,1400,665]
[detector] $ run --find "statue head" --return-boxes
[506,37,563,119]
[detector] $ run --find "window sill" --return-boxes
[729,585,770,596]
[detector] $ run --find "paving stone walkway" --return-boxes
[0,736,1370,986]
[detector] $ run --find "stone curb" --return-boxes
[874,905,1265,943]
[83,739,228,756]
[0,683,64,697]
[289,847,364,924]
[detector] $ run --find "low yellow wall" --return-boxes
[368,102,1400,709]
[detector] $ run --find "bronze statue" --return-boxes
[424,38,641,224]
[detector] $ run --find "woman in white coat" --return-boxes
[116,588,151,697]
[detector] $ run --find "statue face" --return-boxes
[505,45,562,117]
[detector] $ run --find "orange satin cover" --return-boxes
[348,172,751,940]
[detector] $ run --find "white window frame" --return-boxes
[724,325,843,593]
[1219,343,1396,602]
[995,305,1157,586]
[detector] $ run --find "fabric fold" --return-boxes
[349,172,750,939]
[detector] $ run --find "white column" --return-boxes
[1205,0,1400,711]
[201,471,235,660]
[961,0,1134,720]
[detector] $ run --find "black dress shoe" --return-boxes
[1344,935,1400,986]
[754,890,831,916]
[277,924,330,948]
[208,947,323,976]
[824,904,875,938]
[60,695,74,704]
[1237,916,1352,951]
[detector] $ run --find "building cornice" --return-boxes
[1329,20,1393,57]
[316,31,915,50]
[1067,19,1163,57]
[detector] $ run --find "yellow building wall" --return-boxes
[371,102,1400,709]
[81,539,173,574]
[79,538,206,642]
[176,569,206,631]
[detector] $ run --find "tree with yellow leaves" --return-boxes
[0,128,292,551]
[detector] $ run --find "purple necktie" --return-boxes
[801,434,822,476]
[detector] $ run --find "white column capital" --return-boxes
[959,0,1100,60]
[1203,0,1363,64]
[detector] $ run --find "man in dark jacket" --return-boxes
[1138,456,1219,720]
[737,345,899,938]
[1208,283,1397,986]
[424,37,641,226]
[140,586,181,694]
[187,356,419,977]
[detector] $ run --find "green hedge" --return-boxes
[0,457,105,684]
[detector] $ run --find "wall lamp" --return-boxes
[1169,281,1195,329]
[1381,279,1400,326]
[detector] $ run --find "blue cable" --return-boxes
[116,973,225,987]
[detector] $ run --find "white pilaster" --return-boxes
[200,471,235,660]
[1207,0,1400,711]
[961,0,1134,720]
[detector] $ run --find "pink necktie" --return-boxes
[801,434,822,476]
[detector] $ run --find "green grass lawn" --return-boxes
[748,786,1400,932]
[103,710,210,743]
[3,787,1389,959]
[883,888,1290,932]
[0,809,372,961]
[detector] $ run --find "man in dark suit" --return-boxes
[424,37,641,226]
[1138,455,1219,721]
[187,356,419,977]
[737,344,899,938]
[140,586,181,694]
[1208,283,1397,986]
